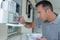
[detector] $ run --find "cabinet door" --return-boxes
[2,1,16,13]
[8,1,16,13]
[8,13,14,23]
[22,0,34,22]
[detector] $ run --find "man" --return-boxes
[19,1,60,40]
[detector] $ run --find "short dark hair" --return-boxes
[35,1,53,11]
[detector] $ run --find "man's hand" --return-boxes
[18,16,35,28]
[18,16,25,24]
[36,37,47,40]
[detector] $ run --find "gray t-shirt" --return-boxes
[35,14,60,40]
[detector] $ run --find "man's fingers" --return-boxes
[18,16,24,21]
[18,16,25,24]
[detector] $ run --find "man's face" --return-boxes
[36,5,49,22]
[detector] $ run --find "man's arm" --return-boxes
[36,37,47,40]
[25,22,35,28]
[18,16,35,28]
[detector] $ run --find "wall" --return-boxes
[48,0,60,14]
[0,24,8,40]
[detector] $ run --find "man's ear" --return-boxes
[46,9,51,15]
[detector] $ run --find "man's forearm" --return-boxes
[25,22,35,28]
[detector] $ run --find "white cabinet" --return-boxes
[6,23,32,34]
[8,13,14,23]
[0,9,18,23]
[19,26,32,34]
[0,0,3,8]
[0,1,19,23]
[0,9,8,23]
[2,1,16,13]
[8,1,16,13]
[0,23,32,40]
[1,0,11,1]
[0,0,33,40]
[8,13,19,23]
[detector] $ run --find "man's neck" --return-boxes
[47,12,57,23]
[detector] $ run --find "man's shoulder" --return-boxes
[54,14,60,24]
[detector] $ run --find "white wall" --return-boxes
[48,0,60,14]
